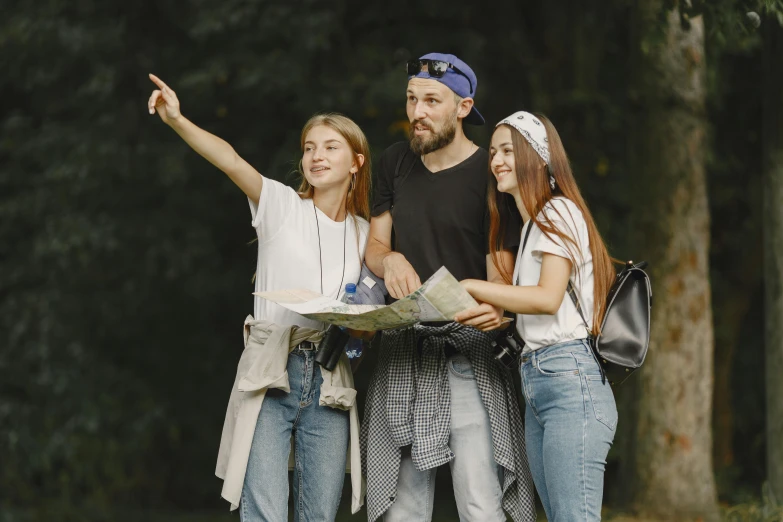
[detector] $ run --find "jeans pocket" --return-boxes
[586,375,618,431]
[535,353,580,377]
[448,355,475,380]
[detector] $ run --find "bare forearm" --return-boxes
[169,116,241,175]
[365,239,394,278]
[463,279,561,315]
[365,213,421,298]
[147,74,262,201]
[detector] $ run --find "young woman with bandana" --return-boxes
[455,111,617,521]
[147,74,370,521]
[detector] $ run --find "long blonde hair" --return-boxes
[296,113,371,221]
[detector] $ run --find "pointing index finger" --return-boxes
[149,73,169,91]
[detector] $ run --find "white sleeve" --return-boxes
[530,199,587,262]
[247,176,300,240]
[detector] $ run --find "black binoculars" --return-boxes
[314,325,350,371]
[492,329,525,369]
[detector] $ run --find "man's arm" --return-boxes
[365,211,422,299]
[365,212,395,277]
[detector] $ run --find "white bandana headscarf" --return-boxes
[496,111,550,165]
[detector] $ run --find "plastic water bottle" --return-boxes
[341,283,358,305]
[341,283,364,359]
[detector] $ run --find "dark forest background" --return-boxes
[2,0,783,520]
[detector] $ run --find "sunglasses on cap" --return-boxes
[406,59,474,95]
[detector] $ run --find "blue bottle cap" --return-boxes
[345,283,357,293]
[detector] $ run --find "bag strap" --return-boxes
[521,220,533,252]
[567,281,591,336]
[568,262,646,334]
[568,277,605,383]
[514,221,534,286]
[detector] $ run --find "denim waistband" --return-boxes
[520,338,591,365]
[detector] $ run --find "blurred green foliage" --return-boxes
[0,0,780,518]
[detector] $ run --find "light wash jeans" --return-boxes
[383,354,506,522]
[520,339,617,521]
[241,347,350,522]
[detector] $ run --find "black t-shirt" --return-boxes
[372,141,522,282]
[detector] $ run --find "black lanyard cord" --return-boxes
[312,198,347,299]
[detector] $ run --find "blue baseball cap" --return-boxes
[408,52,485,125]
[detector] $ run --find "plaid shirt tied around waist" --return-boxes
[360,323,537,522]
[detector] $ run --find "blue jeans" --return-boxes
[241,348,350,522]
[520,339,617,521]
[383,354,506,522]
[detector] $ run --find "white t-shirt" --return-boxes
[513,197,594,351]
[249,176,369,330]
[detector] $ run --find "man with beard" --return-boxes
[361,53,537,522]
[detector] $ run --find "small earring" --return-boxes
[549,174,556,191]
[350,173,356,192]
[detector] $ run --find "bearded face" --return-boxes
[408,106,458,156]
[406,78,463,156]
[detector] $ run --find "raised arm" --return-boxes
[365,211,421,299]
[147,74,263,202]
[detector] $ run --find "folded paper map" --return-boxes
[254,266,487,331]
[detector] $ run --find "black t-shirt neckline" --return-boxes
[416,146,484,179]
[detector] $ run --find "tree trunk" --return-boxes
[763,17,783,506]
[626,2,719,519]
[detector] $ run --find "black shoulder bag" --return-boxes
[567,262,652,386]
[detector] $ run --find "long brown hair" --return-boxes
[488,115,615,335]
[296,113,371,221]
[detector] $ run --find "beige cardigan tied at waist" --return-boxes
[215,315,364,513]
